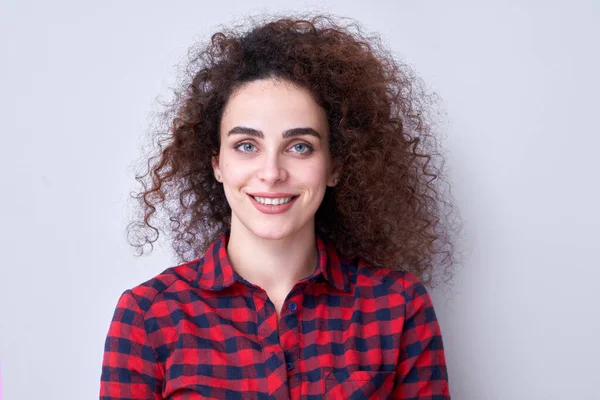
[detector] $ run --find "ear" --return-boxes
[327,159,342,187]
[211,154,222,182]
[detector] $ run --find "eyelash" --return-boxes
[233,142,314,155]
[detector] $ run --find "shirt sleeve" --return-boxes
[100,290,163,400]
[391,276,451,399]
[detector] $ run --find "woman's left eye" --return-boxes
[290,143,313,154]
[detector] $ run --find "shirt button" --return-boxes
[288,301,297,311]
[286,361,294,370]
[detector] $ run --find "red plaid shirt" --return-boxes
[100,232,450,399]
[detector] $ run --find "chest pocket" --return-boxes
[324,370,397,399]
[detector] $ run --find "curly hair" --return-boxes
[127,12,463,287]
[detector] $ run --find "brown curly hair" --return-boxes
[127,12,463,287]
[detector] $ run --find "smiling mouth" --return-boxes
[249,195,299,205]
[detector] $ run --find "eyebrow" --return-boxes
[227,126,322,139]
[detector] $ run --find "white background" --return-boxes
[1,1,598,399]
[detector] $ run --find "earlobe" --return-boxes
[329,161,342,187]
[328,171,341,187]
[212,155,221,182]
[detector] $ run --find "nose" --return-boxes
[257,152,288,185]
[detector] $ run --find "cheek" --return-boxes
[221,160,253,188]
[304,157,331,182]
[295,162,330,192]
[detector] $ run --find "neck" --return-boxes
[226,217,318,293]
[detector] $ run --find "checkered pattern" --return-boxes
[100,232,450,399]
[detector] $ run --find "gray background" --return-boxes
[1,1,598,399]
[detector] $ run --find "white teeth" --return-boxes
[253,196,293,205]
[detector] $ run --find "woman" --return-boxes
[101,13,460,399]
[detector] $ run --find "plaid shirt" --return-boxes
[100,232,450,399]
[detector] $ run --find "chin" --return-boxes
[236,215,308,241]
[230,205,316,241]
[248,224,296,241]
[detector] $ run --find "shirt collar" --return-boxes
[194,231,352,293]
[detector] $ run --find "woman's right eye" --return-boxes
[235,142,257,153]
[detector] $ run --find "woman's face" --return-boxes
[213,78,338,241]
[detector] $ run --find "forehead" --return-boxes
[220,79,328,134]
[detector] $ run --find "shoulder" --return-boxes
[351,257,431,304]
[123,259,201,314]
[348,258,440,329]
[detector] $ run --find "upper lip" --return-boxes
[248,192,298,198]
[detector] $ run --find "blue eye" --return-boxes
[291,143,313,154]
[235,143,256,153]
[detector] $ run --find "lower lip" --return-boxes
[248,195,298,214]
